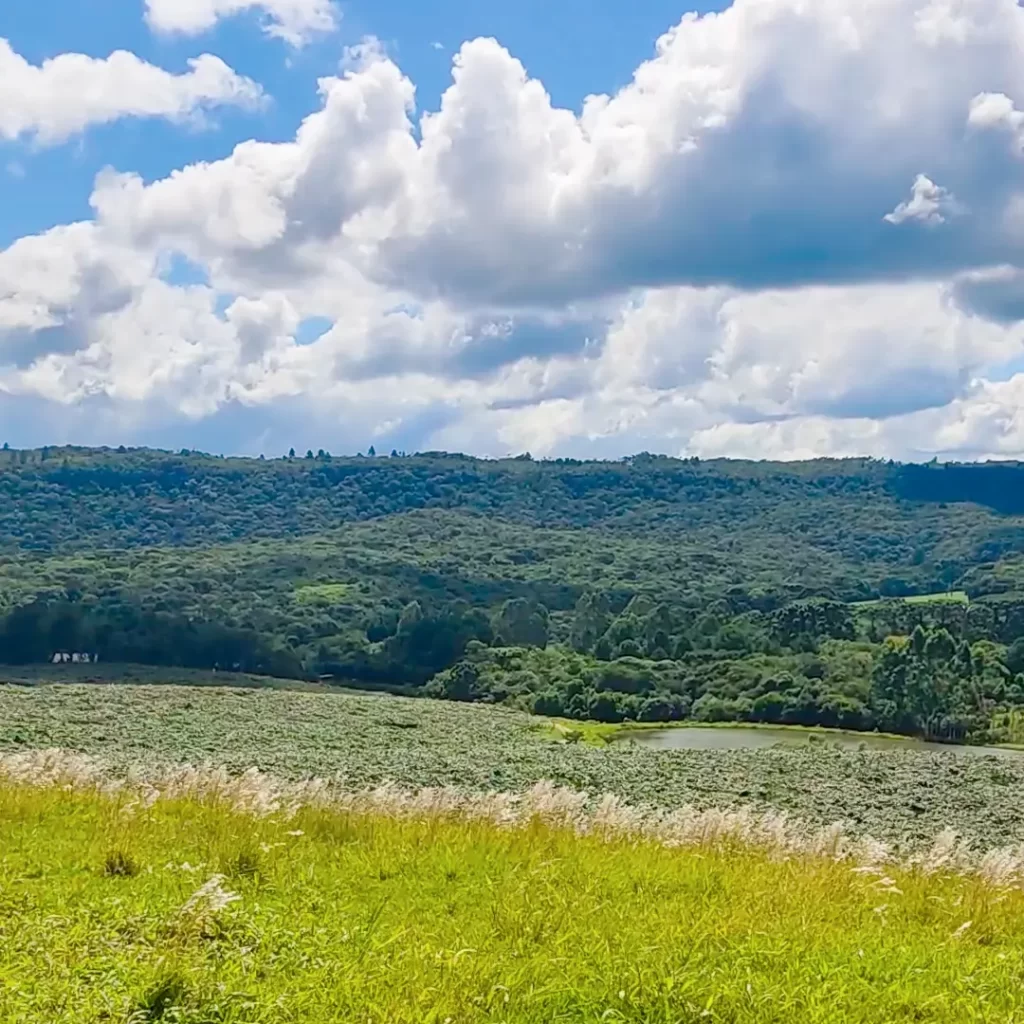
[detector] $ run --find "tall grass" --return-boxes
[4,754,1024,1021]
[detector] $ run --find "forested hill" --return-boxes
[3,446,1024,566]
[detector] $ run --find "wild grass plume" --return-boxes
[1,746,1023,882]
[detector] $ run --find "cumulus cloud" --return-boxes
[686,375,1024,463]
[884,174,963,226]
[5,267,1022,461]
[88,54,417,276]
[0,39,263,145]
[968,91,1024,150]
[145,0,338,46]
[5,0,1024,461]
[68,0,1024,309]
[599,282,1022,422]
[0,223,158,370]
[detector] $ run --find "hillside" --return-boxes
[3,446,1024,741]
[4,449,1024,594]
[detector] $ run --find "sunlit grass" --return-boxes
[4,775,1024,1023]
[292,581,353,605]
[852,591,970,608]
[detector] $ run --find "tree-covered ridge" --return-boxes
[1,447,1024,604]
[3,446,1024,590]
[5,446,1024,742]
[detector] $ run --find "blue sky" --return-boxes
[1,0,1024,461]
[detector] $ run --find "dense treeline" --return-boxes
[5,446,1024,743]
[430,628,1024,744]
[425,596,1024,743]
[0,596,302,679]
[893,462,1024,515]
[2,446,1024,600]
[6,584,1024,742]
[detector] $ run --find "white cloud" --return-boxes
[884,174,962,225]
[5,263,1023,460]
[74,0,1024,310]
[0,223,155,341]
[685,375,1024,462]
[88,55,417,273]
[968,91,1024,150]
[145,0,338,46]
[597,282,1019,421]
[5,0,1024,460]
[0,39,263,146]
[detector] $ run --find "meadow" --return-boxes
[4,753,1024,1023]
[851,591,970,608]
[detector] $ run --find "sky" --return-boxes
[2,0,1024,461]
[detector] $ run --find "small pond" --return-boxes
[618,725,1024,757]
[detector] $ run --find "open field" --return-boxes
[5,683,1024,849]
[851,590,970,608]
[3,767,1024,1023]
[0,663,334,691]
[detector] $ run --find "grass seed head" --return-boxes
[4,748,1024,886]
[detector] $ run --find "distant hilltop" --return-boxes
[2,444,1024,519]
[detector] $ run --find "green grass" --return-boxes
[904,590,970,605]
[292,582,353,605]
[852,591,969,608]
[5,683,1024,848]
[3,781,1024,1023]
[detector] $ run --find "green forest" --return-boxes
[5,445,1024,743]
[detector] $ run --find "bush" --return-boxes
[691,694,732,723]
[637,695,689,722]
[596,661,656,695]
[532,691,566,717]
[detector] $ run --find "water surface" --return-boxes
[620,725,1024,757]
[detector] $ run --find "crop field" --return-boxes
[4,757,1024,1023]
[5,683,1024,849]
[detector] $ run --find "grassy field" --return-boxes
[0,663,333,691]
[851,591,970,608]
[3,773,1024,1023]
[4,683,1024,849]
